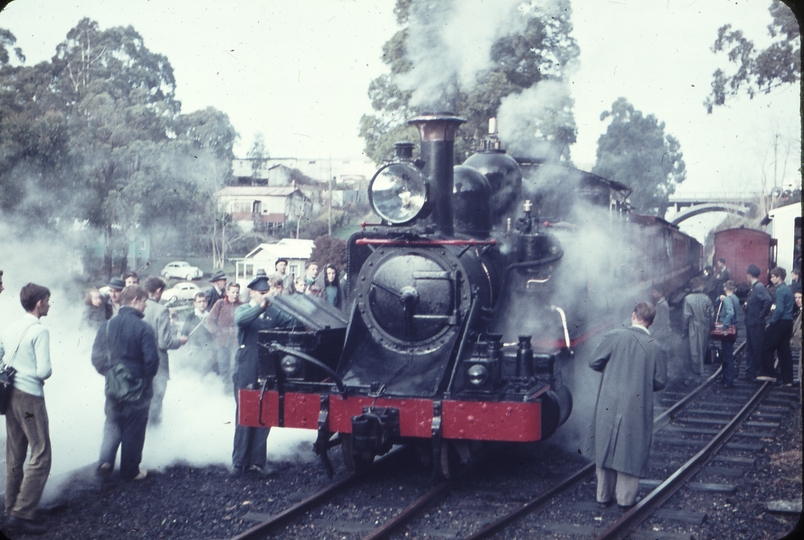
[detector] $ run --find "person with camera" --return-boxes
[0,283,53,535]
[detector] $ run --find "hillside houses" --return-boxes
[220,157,374,232]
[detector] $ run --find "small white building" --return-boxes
[232,238,315,288]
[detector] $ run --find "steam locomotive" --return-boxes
[237,114,703,477]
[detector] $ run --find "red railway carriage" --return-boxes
[714,228,774,284]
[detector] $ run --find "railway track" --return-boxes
[222,341,799,540]
[364,343,797,539]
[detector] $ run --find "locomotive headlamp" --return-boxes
[280,355,301,376]
[368,162,429,225]
[467,364,489,386]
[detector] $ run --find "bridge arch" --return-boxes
[669,203,750,225]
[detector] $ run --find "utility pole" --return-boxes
[328,158,333,236]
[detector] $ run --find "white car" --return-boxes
[161,282,201,303]
[161,261,203,280]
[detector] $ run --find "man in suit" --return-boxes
[743,264,773,381]
[204,270,227,313]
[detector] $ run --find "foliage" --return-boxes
[309,235,348,270]
[246,133,269,179]
[592,98,686,217]
[0,19,238,277]
[705,1,800,113]
[360,0,579,164]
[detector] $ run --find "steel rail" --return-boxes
[360,479,453,540]
[228,448,405,540]
[595,378,773,540]
[465,342,747,540]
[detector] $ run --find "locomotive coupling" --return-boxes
[351,407,400,464]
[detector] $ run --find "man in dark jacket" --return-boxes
[743,264,773,380]
[91,286,160,481]
[758,267,795,384]
[231,275,297,478]
[590,303,667,510]
[204,270,227,313]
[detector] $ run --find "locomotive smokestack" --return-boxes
[408,114,465,237]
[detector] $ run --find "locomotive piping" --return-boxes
[263,342,347,395]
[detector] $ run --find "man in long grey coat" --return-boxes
[682,277,714,383]
[590,302,667,510]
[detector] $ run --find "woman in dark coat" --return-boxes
[316,264,344,309]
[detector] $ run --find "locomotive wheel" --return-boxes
[340,433,374,474]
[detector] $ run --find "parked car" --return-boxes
[160,282,201,304]
[161,261,203,280]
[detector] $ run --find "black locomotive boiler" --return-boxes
[237,113,702,477]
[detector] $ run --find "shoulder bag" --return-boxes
[710,298,737,342]
[0,324,35,414]
[103,322,145,403]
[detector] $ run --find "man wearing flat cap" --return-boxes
[230,275,297,478]
[204,270,227,313]
[103,277,126,320]
[271,258,295,295]
[743,264,772,381]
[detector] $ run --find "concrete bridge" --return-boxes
[666,192,760,225]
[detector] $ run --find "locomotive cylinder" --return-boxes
[408,114,466,237]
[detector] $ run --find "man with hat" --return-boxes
[743,264,772,381]
[204,270,227,313]
[271,258,295,295]
[103,277,126,320]
[231,275,297,478]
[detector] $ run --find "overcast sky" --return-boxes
[1,0,800,201]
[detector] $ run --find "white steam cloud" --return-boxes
[0,223,316,505]
[400,0,527,109]
[497,80,576,161]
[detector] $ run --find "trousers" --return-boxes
[761,319,794,383]
[596,466,640,507]
[5,388,51,520]
[231,385,269,469]
[99,394,151,480]
[744,324,765,378]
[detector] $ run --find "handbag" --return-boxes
[0,324,35,415]
[0,365,17,415]
[710,299,737,342]
[103,322,145,403]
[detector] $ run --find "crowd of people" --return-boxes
[0,253,800,533]
[588,259,801,511]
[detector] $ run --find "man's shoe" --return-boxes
[5,515,49,535]
[98,462,113,478]
[247,464,277,478]
[133,469,148,481]
[597,499,614,509]
[229,466,245,478]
